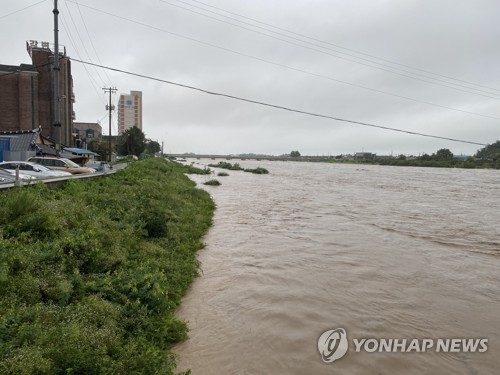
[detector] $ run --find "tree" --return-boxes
[87,139,111,161]
[118,127,146,156]
[146,140,161,155]
[290,150,301,157]
[435,148,453,160]
[475,140,500,161]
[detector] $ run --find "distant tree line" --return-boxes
[325,141,500,169]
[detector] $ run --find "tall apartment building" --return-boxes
[0,40,75,146]
[117,90,142,134]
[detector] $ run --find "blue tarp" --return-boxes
[63,147,98,155]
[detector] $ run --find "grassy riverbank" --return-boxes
[0,159,215,374]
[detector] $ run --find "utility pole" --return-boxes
[53,0,61,156]
[103,87,117,162]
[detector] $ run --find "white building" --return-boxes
[118,90,142,134]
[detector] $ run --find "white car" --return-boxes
[0,167,34,182]
[0,161,72,179]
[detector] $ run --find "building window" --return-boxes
[86,129,94,138]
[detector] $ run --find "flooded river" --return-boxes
[174,160,500,374]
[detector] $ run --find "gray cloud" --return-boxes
[2,0,499,156]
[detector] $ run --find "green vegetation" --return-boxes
[217,172,229,177]
[87,139,111,161]
[208,161,244,170]
[475,140,500,161]
[244,167,269,174]
[145,140,161,155]
[324,144,500,169]
[203,179,221,186]
[0,158,215,374]
[117,126,146,156]
[182,164,211,175]
[207,161,268,174]
[290,150,301,158]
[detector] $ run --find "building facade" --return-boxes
[0,41,75,146]
[73,122,103,148]
[0,64,39,132]
[118,90,142,134]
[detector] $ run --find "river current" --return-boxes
[174,159,500,374]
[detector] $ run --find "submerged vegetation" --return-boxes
[0,158,215,374]
[182,163,212,175]
[208,161,244,170]
[244,167,269,174]
[203,179,221,186]
[217,172,229,177]
[209,161,269,174]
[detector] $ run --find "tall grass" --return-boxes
[0,158,215,374]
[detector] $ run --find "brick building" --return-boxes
[0,41,75,146]
[0,64,38,132]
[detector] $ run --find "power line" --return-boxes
[71,58,494,148]
[158,0,500,99]
[61,1,500,121]
[61,0,107,87]
[0,0,46,20]
[73,0,114,86]
[181,0,500,95]
[57,5,104,100]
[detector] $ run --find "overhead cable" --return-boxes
[62,2,500,121]
[159,0,500,99]
[180,0,500,95]
[0,0,46,20]
[71,58,494,148]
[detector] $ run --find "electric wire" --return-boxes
[58,7,105,101]
[182,0,500,94]
[62,2,500,121]
[0,0,47,20]
[71,58,495,148]
[159,0,500,99]
[61,0,107,87]
[73,0,114,86]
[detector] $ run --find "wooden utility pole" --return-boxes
[103,87,117,162]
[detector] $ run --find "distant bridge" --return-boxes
[166,154,332,162]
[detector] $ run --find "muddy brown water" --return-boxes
[174,160,500,374]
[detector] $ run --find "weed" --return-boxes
[0,158,215,374]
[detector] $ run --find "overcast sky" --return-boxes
[2,0,500,155]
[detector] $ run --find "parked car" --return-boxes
[0,161,73,179]
[0,167,35,183]
[27,157,96,174]
[85,161,112,172]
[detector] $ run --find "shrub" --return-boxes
[244,167,269,174]
[204,179,221,186]
[0,158,215,374]
[208,161,243,170]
